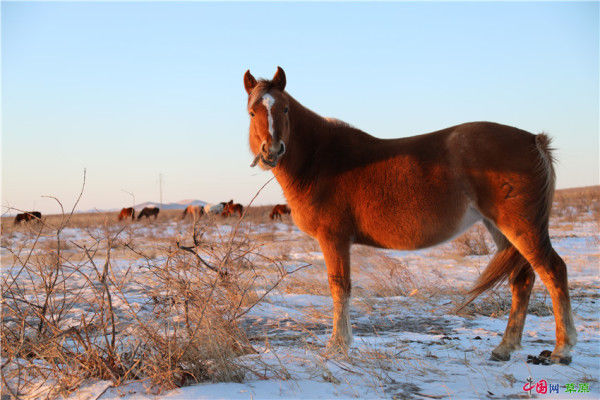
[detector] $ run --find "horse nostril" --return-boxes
[261,141,268,154]
[278,142,286,156]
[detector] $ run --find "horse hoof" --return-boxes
[490,350,510,361]
[540,349,571,365]
[551,354,572,365]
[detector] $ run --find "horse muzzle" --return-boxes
[250,141,286,169]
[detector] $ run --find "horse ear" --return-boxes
[244,70,257,94]
[272,66,286,91]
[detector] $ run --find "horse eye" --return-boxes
[284,107,288,114]
[249,111,255,117]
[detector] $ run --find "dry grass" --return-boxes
[552,185,600,222]
[2,185,596,398]
[1,200,304,397]
[361,255,417,298]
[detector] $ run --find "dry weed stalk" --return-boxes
[453,224,492,256]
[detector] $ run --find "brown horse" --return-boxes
[182,205,204,220]
[137,207,160,220]
[14,211,42,225]
[222,200,244,217]
[244,67,576,364]
[270,204,291,220]
[118,207,135,221]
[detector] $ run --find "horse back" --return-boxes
[288,122,543,249]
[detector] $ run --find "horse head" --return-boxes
[244,67,289,170]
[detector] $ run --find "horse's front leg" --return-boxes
[318,236,352,352]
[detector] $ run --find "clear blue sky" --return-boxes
[2,1,598,214]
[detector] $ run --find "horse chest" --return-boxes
[288,206,320,237]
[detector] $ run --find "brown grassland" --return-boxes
[1,186,598,398]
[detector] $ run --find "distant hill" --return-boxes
[133,199,206,211]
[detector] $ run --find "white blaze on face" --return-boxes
[262,93,276,138]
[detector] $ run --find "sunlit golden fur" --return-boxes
[182,205,204,220]
[118,207,135,221]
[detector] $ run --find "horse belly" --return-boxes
[355,196,480,250]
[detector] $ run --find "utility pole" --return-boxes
[159,173,163,206]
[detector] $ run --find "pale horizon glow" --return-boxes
[2,1,598,215]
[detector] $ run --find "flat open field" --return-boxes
[2,188,599,399]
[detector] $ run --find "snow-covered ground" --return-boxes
[2,212,599,399]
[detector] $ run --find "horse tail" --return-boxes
[457,246,529,312]
[533,133,556,237]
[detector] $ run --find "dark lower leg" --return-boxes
[492,265,535,360]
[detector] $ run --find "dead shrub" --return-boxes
[1,180,306,397]
[552,186,600,222]
[364,256,416,298]
[454,224,492,256]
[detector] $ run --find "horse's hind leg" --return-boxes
[495,221,576,364]
[480,221,535,361]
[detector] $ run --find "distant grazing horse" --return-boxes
[270,204,291,220]
[14,211,42,225]
[182,205,204,220]
[137,207,159,220]
[243,67,575,364]
[204,202,227,215]
[222,200,244,217]
[118,207,135,221]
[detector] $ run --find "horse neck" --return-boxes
[274,95,330,195]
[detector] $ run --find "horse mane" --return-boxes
[324,117,353,128]
[249,78,354,129]
[249,78,395,196]
[273,91,391,196]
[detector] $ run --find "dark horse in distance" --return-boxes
[14,211,42,225]
[138,207,160,220]
[270,204,291,220]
